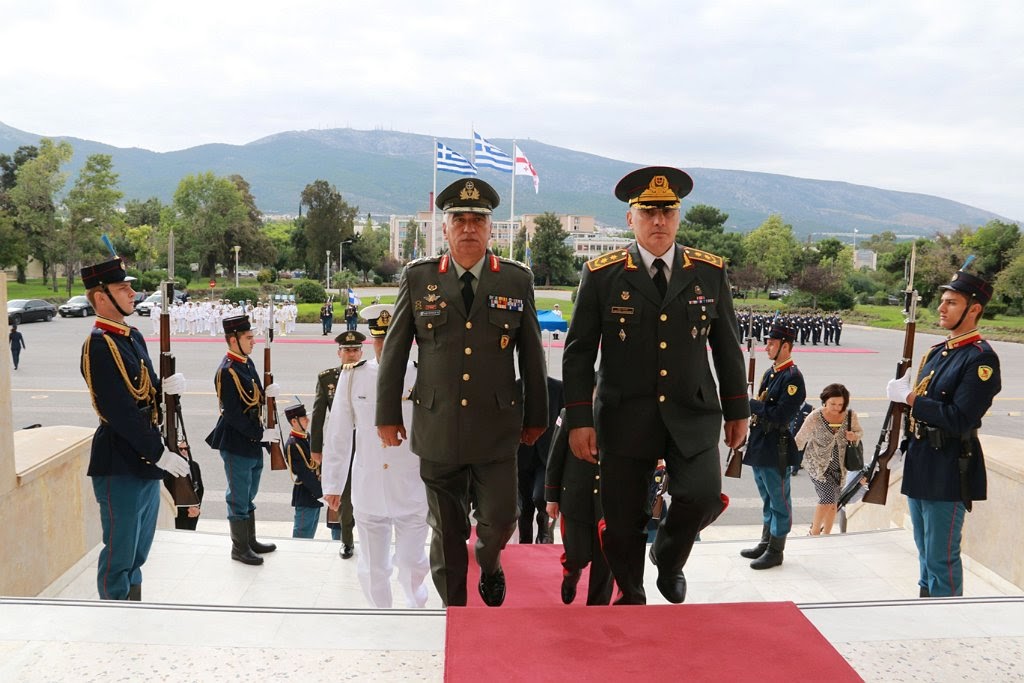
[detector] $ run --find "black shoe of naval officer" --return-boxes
[340,544,354,559]
[479,568,507,607]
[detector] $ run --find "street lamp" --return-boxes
[233,245,241,288]
[326,250,332,291]
[339,238,353,290]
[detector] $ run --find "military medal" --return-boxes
[692,326,698,339]
[621,291,630,301]
[427,284,438,291]
[500,334,510,349]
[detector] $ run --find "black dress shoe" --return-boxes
[655,570,687,604]
[340,544,354,559]
[561,571,581,604]
[478,569,506,607]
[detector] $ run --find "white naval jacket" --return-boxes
[321,358,427,518]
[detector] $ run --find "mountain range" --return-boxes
[0,121,1013,237]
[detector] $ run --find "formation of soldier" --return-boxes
[737,310,843,346]
[148,298,300,337]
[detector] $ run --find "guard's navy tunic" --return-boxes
[903,331,1000,502]
[744,359,805,470]
[81,317,164,600]
[286,429,323,538]
[743,358,806,537]
[206,351,268,520]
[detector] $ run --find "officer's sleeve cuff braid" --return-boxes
[722,394,752,421]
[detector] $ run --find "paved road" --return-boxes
[9,311,1023,528]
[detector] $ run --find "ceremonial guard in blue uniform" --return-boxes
[886,268,1001,597]
[80,257,190,600]
[376,178,549,607]
[563,167,749,604]
[544,408,614,605]
[284,403,323,538]
[740,321,806,569]
[205,315,282,565]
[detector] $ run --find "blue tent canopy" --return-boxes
[537,310,568,332]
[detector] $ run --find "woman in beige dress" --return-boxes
[794,383,863,534]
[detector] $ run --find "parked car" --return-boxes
[7,299,57,324]
[135,290,186,316]
[58,295,95,318]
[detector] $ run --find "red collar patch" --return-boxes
[945,330,983,350]
[290,429,307,439]
[489,254,500,272]
[774,359,795,372]
[94,317,130,336]
[438,254,450,273]
[226,351,247,363]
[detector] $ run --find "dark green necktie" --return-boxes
[652,258,667,299]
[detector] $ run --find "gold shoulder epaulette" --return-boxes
[319,367,340,377]
[586,248,630,272]
[683,247,724,269]
[500,256,531,272]
[407,255,440,268]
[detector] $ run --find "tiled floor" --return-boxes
[2,525,1022,681]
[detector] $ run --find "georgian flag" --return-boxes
[514,144,539,193]
[473,132,514,172]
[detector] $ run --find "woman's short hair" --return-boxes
[820,383,850,410]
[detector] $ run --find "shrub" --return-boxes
[373,275,383,285]
[223,287,261,305]
[292,279,326,303]
[982,301,1007,319]
[257,268,276,284]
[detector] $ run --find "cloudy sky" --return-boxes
[2,0,1021,219]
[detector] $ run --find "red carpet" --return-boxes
[445,601,862,682]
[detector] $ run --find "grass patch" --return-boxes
[7,278,86,302]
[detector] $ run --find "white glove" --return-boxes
[886,375,912,403]
[262,428,281,443]
[265,383,281,398]
[162,373,186,396]
[155,451,191,477]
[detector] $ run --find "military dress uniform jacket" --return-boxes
[376,251,549,464]
[544,409,602,525]
[81,319,165,479]
[205,352,266,458]
[310,366,341,453]
[326,359,427,518]
[743,360,806,469]
[562,243,749,457]
[286,432,323,508]
[902,333,1001,502]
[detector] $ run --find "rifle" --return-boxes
[265,300,287,470]
[854,244,919,506]
[724,308,755,478]
[159,234,200,507]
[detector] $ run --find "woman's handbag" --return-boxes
[844,411,864,470]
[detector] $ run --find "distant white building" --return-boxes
[854,249,877,271]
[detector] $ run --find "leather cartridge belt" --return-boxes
[910,423,977,448]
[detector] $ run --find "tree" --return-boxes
[0,145,39,278]
[351,220,390,281]
[263,219,299,270]
[123,197,163,227]
[994,252,1024,311]
[401,217,425,261]
[965,220,1020,276]
[741,214,800,289]
[512,224,527,263]
[676,204,745,267]
[300,180,357,280]
[7,138,73,288]
[528,212,576,286]
[793,263,842,309]
[167,172,260,277]
[124,225,159,272]
[816,237,845,265]
[62,154,124,296]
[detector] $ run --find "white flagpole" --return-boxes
[509,138,516,258]
[432,138,438,257]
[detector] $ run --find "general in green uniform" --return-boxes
[562,167,750,605]
[376,178,548,607]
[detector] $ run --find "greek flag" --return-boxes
[348,288,361,306]
[473,132,514,172]
[436,142,477,175]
